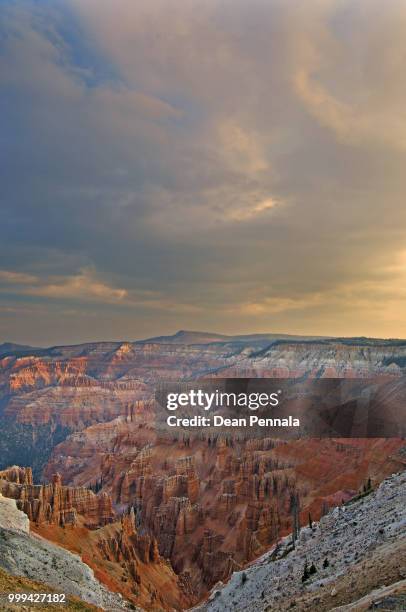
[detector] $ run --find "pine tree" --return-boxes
[301,562,309,583]
[290,492,300,547]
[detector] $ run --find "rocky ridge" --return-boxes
[0,493,29,533]
[197,469,406,611]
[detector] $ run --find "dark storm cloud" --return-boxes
[1,0,406,344]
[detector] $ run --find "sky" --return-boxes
[1,0,406,345]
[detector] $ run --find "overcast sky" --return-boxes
[1,0,406,345]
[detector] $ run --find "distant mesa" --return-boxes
[2,330,406,356]
[138,329,333,346]
[0,342,44,358]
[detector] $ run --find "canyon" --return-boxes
[0,331,405,610]
[0,465,190,611]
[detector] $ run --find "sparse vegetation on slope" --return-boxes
[198,470,406,611]
[0,567,99,611]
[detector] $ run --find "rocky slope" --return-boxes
[34,510,192,611]
[197,469,406,611]
[0,528,130,611]
[0,493,29,533]
[0,494,131,611]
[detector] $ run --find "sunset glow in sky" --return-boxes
[1,0,406,344]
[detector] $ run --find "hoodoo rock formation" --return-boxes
[44,420,404,600]
[0,466,114,527]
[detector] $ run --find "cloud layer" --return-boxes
[1,0,406,344]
